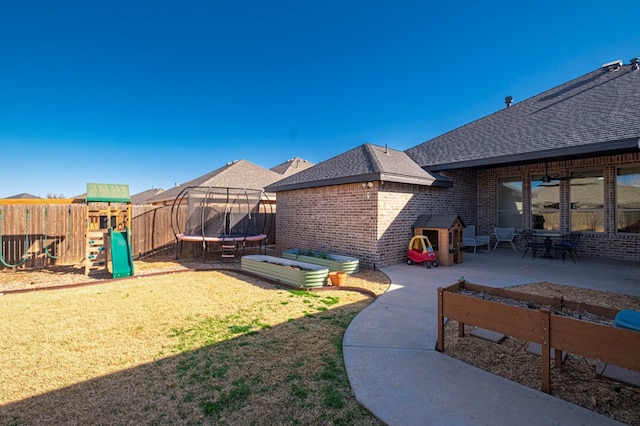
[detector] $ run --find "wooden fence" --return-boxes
[0,204,276,271]
[131,205,183,259]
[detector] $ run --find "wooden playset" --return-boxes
[84,183,134,277]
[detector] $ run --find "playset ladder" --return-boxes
[221,239,237,263]
[85,231,107,275]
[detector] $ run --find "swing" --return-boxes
[0,208,31,268]
[44,207,71,260]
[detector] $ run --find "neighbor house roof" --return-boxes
[406,60,640,171]
[267,144,451,192]
[270,157,314,175]
[148,159,285,204]
[5,193,41,199]
[131,188,165,205]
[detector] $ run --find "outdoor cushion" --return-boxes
[462,225,490,254]
[615,309,640,331]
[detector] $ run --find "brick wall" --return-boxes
[477,152,640,261]
[276,172,477,270]
[376,171,476,267]
[275,183,379,269]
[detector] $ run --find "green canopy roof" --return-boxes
[86,183,131,203]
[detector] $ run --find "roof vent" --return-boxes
[505,96,513,108]
[602,59,622,72]
[630,57,640,71]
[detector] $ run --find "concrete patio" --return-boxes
[344,249,640,425]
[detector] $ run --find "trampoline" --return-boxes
[171,186,273,262]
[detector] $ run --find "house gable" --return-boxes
[268,143,451,192]
[270,157,314,175]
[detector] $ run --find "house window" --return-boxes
[570,170,604,232]
[497,178,522,228]
[617,167,640,233]
[531,176,560,230]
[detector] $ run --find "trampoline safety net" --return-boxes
[182,187,265,238]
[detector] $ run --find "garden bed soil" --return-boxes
[443,282,640,425]
[282,249,360,274]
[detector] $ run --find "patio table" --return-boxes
[532,231,562,258]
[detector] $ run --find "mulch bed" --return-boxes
[443,282,640,425]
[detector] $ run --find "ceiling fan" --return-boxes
[534,163,576,184]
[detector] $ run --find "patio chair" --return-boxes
[493,227,517,251]
[554,231,581,263]
[520,230,547,260]
[462,225,490,254]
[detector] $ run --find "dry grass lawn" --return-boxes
[3,259,640,424]
[0,269,389,425]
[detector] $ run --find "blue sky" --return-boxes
[1,1,638,198]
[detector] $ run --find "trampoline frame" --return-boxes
[170,186,273,262]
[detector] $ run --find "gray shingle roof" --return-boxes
[5,193,41,199]
[406,62,640,170]
[131,188,165,205]
[270,157,315,175]
[267,144,450,192]
[148,160,284,204]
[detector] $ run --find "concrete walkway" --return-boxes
[343,250,640,425]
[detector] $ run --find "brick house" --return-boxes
[268,59,640,269]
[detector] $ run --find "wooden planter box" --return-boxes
[282,249,359,274]
[437,281,640,393]
[241,255,329,288]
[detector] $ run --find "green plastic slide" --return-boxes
[110,227,135,278]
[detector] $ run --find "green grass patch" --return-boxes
[200,378,252,418]
[322,385,345,409]
[318,357,343,382]
[320,296,340,306]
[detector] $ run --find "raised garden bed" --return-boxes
[437,281,640,393]
[241,255,329,288]
[282,249,359,274]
